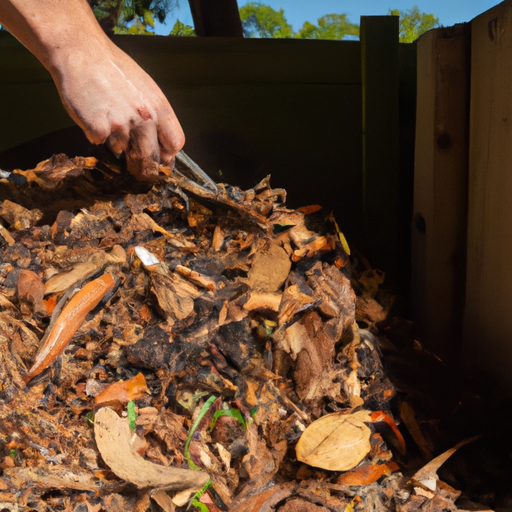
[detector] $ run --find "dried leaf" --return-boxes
[44,245,126,295]
[412,436,479,492]
[3,465,100,492]
[296,410,374,471]
[24,272,117,383]
[94,373,150,404]
[94,407,209,490]
[247,240,291,292]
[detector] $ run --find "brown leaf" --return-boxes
[44,245,126,295]
[94,407,209,490]
[247,240,291,292]
[296,410,375,471]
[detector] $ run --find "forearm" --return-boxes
[0,0,111,75]
[0,0,185,180]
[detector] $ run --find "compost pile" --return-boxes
[0,155,499,511]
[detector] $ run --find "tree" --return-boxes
[170,19,196,36]
[294,14,359,40]
[88,0,178,35]
[239,2,292,38]
[388,5,439,43]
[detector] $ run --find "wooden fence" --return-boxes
[413,0,512,387]
[0,19,416,294]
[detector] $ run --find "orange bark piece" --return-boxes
[17,269,48,317]
[24,273,116,383]
[95,372,150,404]
[297,205,322,214]
[336,462,397,486]
[370,411,407,455]
[138,303,152,323]
[43,295,58,316]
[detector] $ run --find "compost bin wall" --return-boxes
[413,0,512,389]
[0,24,416,294]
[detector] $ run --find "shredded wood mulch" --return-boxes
[0,154,511,512]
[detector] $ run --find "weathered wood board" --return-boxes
[464,0,512,385]
[412,24,471,360]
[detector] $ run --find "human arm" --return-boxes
[0,0,184,181]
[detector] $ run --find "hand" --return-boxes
[54,41,184,181]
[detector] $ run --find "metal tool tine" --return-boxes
[175,151,218,192]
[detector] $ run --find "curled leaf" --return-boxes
[412,436,480,492]
[94,407,209,490]
[24,272,117,383]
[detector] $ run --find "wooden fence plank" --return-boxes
[464,0,512,386]
[360,16,402,281]
[412,25,471,359]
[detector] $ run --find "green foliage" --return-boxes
[239,3,358,40]
[239,2,293,38]
[127,400,137,430]
[89,0,177,34]
[189,480,213,511]
[184,394,217,471]
[388,5,440,43]
[294,14,359,40]
[170,19,196,36]
[210,406,250,431]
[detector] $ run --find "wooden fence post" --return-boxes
[360,16,402,283]
[464,0,512,387]
[188,0,243,37]
[412,25,471,359]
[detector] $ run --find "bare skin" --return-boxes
[0,0,185,181]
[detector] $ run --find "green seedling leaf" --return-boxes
[190,497,209,512]
[185,395,217,471]
[187,479,213,511]
[210,408,247,431]
[127,400,137,431]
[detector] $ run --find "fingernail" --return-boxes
[106,140,122,159]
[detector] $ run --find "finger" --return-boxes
[106,124,130,155]
[81,120,111,145]
[60,96,111,145]
[157,106,185,160]
[126,121,162,182]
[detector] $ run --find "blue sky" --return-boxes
[156,0,502,35]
